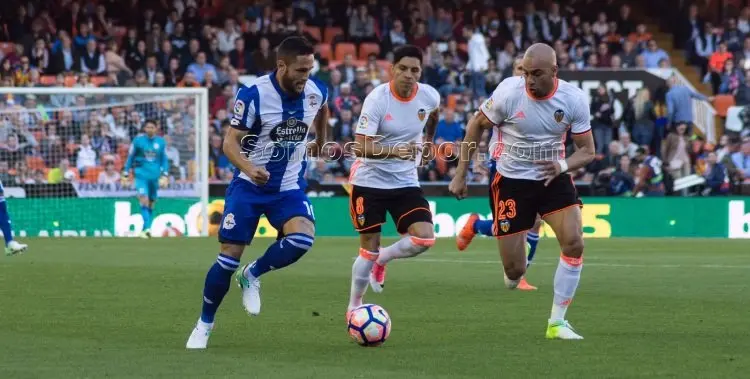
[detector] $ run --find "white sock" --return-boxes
[376,236,434,265]
[197,319,214,330]
[550,255,583,322]
[348,249,377,310]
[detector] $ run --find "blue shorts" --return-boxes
[218,179,315,245]
[135,178,159,201]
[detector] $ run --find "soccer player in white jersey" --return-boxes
[450,44,595,340]
[186,37,329,349]
[0,180,27,256]
[346,45,441,319]
[457,56,541,291]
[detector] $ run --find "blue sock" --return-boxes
[141,205,152,230]
[473,219,494,236]
[526,231,540,267]
[200,253,240,324]
[248,233,314,278]
[0,199,13,245]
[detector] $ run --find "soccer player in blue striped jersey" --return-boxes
[186,37,329,349]
[455,57,540,291]
[0,180,27,256]
[122,119,169,238]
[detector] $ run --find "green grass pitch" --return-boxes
[1,237,749,378]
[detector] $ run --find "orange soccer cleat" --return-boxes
[456,213,479,251]
[517,277,537,291]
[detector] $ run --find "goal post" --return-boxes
[0,86,210,238]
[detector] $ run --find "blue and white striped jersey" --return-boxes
[230,73,328,193]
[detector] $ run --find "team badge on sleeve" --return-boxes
[356,115,368,132]
[483,97,494,112]
[233,99,245,117]
[554,109,565,123]
[223,213,236,230]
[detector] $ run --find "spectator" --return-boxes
[665,76,713,132]
[105,41,133,79]
[591,85,614,155]
[718,59,743,96]
[465,25,490,97]
[97,160,121,185]
[619,133,639,159]
[623,88,656,146]
[80,40,106,75]
[29,37,50,73]
[76,134,97,174]
[435,108,464,144]
[543,2,568,42]
[217,19,240,55]
[332,108,355,142]
[723,18,744,54]
[187,52,217,84]
[47,158,76,184]
[609,155,636,196]
[252,37,275,76]
[349,4,377,44]
[730,139,750,179]
[662,122,693,186]
[707,42,733,94]
[382,19,407,54]
[693,23,717,77]
[229,38,252,75]
[641,39,670,68]
[702,151,729,195]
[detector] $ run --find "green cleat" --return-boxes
[546,320,584,340]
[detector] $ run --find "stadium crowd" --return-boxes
[0,0,748,196]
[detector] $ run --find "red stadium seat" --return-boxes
[40,75,56,86]
[446,94,459,110]
[316,43,332,60]
[304,26,322,43]
[84,166,103,183]
[91,76,107,87]
[0,42,14,56]
[324,27,344,44]
[358,43,381,60]
[713,95,735,117]
[334,43,357,61]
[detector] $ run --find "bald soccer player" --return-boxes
[449,43,595,340]
[457,56,543,291]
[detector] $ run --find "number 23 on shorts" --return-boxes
[496,199,517,220]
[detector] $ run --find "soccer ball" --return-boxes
[347,304,391,347]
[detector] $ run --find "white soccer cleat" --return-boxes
[5,240,27,256]
[236,264,261,316]
[186,320,213,349]
[545,320,584,340]
[139,229,151,239]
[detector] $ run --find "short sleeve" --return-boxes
[230,85,259,131]
[480,78,515,125]
[569,89,592,135]
[355,89,384,136]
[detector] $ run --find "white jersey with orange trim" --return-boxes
[479,76,591,181]
[350,82,441,189]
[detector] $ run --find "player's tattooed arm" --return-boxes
[308,105,330,157]
[223,127,270,185]
[421,109,440,164]
[449,111,494,199]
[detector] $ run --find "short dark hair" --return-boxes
[392,44,423,65]
[277,36,315,62]
[144,119,158,127]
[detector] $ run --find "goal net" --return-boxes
[0,87,209,238]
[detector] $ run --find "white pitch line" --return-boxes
[401,257,750,270]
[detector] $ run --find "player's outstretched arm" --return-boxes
[449,111,494,199]
[223,127,270,185]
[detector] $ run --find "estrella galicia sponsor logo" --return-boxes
[270,117,308,147]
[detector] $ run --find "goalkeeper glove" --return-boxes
[159,173,169,188]
[120,171,130,186]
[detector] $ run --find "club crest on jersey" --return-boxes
[500,219,510,233]
[234,99,245,116]
[270,117,308,146]
[223,213,236,230]
[554,109,565,123]
[417,108,426,121]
